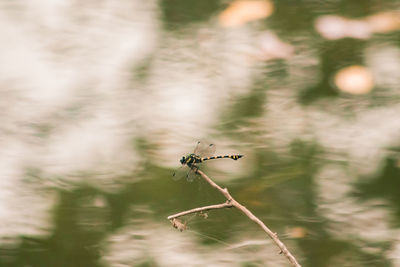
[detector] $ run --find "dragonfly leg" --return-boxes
[192,164,199,174]
[187,162,198,170]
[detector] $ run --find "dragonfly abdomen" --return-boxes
[201,155,243,161]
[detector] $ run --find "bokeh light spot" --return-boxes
[334,65,374,95]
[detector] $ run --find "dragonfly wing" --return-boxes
[193,141,216,157]
[205,143,216,157]
[186,168,197,182]
[172,166,198,182]
[172,165,186,181]
[193,141,203,155]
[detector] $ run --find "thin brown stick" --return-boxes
[168,201,233,220]
[168,169,302,267]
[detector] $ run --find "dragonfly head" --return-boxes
[180,156,186,165]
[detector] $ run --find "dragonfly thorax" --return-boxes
[180,153,201,165]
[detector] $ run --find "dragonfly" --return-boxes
[173,141,243,181]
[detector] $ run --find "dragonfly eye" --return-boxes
[180,156,186,164]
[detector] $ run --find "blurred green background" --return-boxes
[0,0,399,266]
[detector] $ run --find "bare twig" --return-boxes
[168,169,302,267]
[168,201,233,220]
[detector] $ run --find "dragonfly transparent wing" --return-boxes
[172,165,185,181]
[193,141,216,157]
[185,168,197,182]
[172,166,198,182]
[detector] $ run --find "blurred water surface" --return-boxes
[0,1,400,266]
